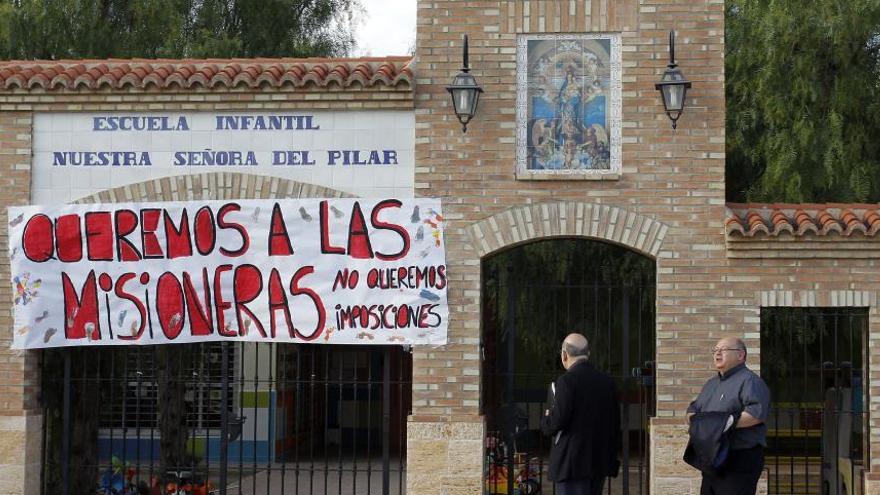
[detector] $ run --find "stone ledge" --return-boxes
[0,415,25,430]
[515,170,621,181]
[407,419,483,440]
[652,476,701,495]
[727,238,880,259]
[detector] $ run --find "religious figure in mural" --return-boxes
[556,66,583,168]
[527,38,611,171]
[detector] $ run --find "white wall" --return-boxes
[31,111,415,204]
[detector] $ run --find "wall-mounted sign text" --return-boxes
[32,111,415,203]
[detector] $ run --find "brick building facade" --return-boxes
[0,1,879,494]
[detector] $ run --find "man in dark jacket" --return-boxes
[687,337,770,495]
[541,333,621,495]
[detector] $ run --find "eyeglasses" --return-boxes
[712,347,744,355]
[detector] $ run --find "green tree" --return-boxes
[726,0,880,203]
[0,0,360,60]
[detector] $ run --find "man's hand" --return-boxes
[545,409,550,417]
[736,411,762,428]
[687,412,694,423]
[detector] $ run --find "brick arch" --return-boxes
[73,171,353,204]
[466,202,669,259]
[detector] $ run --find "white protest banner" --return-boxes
[8,198,447,349]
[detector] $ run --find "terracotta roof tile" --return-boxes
[726,203,880,238]
[0,57,414,91]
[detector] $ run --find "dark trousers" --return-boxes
[700,446,764,495]
[555,477,605,495]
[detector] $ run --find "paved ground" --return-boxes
[222,460,406,495]
[220,463,649,495]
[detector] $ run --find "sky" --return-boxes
[353,0,417,57]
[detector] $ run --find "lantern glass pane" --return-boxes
[452,88,472,115]
[458,89,473,114]
[662,84,684,111]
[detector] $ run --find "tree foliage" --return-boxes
[726,0,880,203]
[482,239,656,393]
[0,0,361,60]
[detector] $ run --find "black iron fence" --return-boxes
[766,403,867,495]
[484,285,655,495]
[480,239,657,495]
[762,308,868,495]
[482,284,656,495]
[40,343,411,495]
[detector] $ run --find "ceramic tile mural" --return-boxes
[517,34,621,179]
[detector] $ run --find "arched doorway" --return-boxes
[481,238,656,495]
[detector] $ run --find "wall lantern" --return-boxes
[446,35,484,133]
[655,30,691,129]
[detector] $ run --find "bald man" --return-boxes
[687,337,770,495]
[540,333,620,495]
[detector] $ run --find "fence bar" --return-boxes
[382,347,391,495]
[61,351,71,495]
[621,288,631,495]
[219,343,230,495]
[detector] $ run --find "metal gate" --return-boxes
[481,239,656,495]
[761,308,868,495]
[40,343,411,495]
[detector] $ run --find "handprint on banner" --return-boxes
[13,272,41,306]
[8,213,23,228]
[35,310,49,323]
[419,289,440,302]
[420,209,444,247]
[117,310,128,328]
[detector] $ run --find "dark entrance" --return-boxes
[481,239,656,495]
[40,343,411,495]
[761,308,868,495]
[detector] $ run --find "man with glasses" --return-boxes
[687,337,770,495]
[541,333,620,495]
